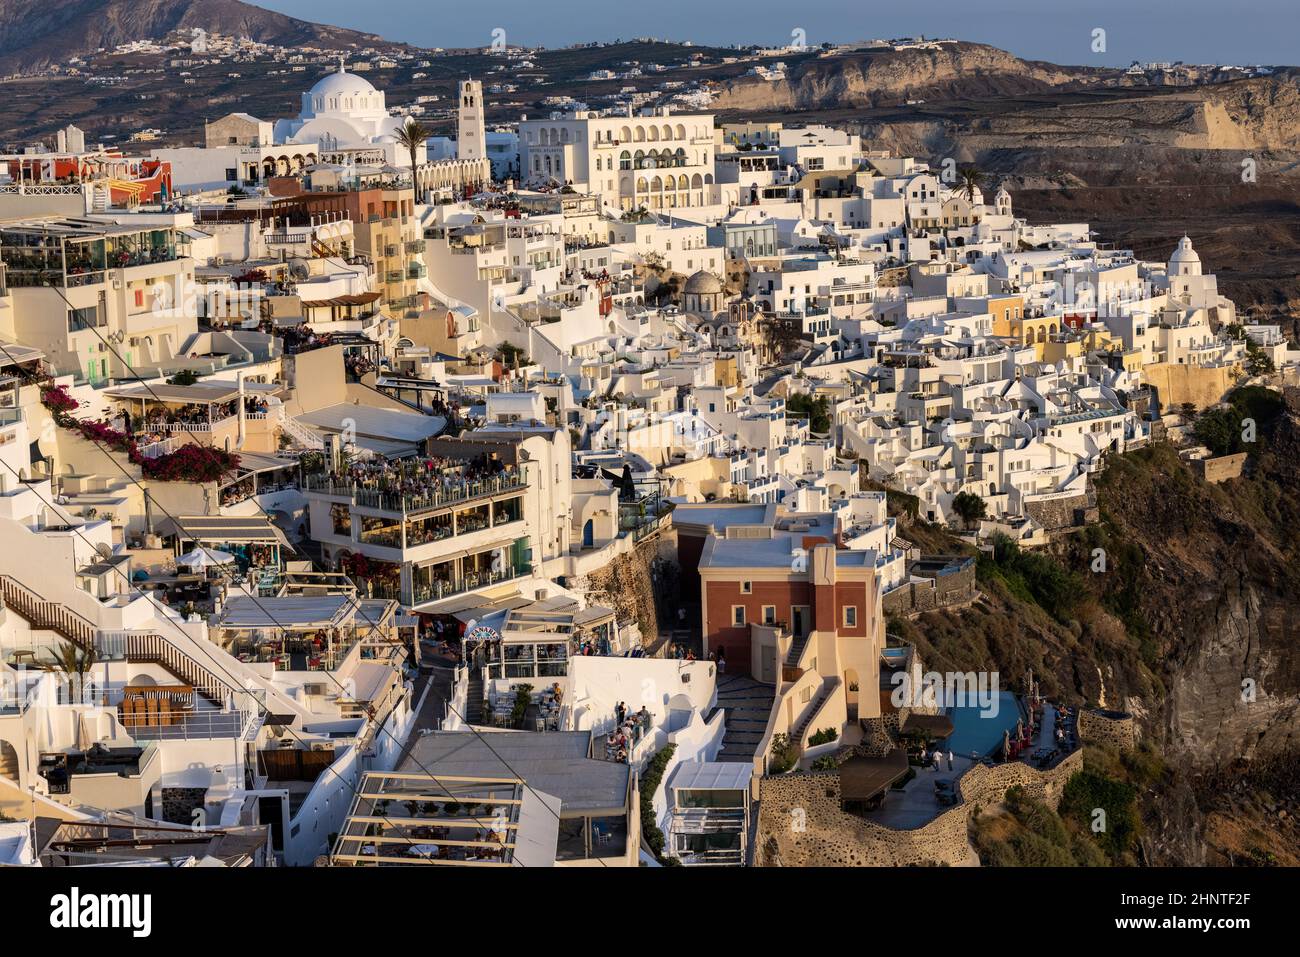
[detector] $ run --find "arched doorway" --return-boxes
[582,519,594,549]
[844,669,860,721]
[0,739,19,784]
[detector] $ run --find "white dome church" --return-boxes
[273,59,423,164]
[1168,235,1202,278]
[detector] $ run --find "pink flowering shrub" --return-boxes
[74,419,134,453]
[140,443,240,483]
[40,385,80,414]
[42,385,240,483]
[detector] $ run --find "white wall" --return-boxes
[567,656,717,736]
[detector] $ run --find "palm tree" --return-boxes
[395,119,431,199]
[49,639,97,702]
[958,166,984,204]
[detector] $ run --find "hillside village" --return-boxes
[0,49,1295,869]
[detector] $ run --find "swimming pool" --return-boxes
[942,692,1025,759]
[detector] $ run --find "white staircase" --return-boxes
[278,408,325,450]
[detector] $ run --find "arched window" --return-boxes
[619,150,631,171]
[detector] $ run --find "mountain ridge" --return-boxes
[0,0,398,73]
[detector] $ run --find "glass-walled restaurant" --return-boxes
[0,221,179,289]
[327,494,526,553]
[409,537,532,606]
[476,601,619,680]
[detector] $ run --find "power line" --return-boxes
[3,319,615,865]
[0,332,527,863]
[20,310,609,864]
[0,449,449,864]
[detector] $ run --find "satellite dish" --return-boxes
[288,259,311,281]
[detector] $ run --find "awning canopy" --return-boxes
[215,593,360,630]
[838,749,911,801]
[104,381,282,405]
[405,732,630,818]
[176,547,236,569]
[669,761,752,793]
[165,515,289,547]
[0,339,45,369]
[301,292,383,308]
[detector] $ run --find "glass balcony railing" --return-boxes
[407,563,529,606]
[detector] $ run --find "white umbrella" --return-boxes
[176,547,236,570]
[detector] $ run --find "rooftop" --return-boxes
[404,732,630,817]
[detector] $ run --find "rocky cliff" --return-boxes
[1078,392,1300,772]
[711,43,1098,114]
[890,387,1300,863]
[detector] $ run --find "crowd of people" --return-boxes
[345,352,377,379]
[273,322,336,356]
[604,701,653,763]
[670,642,725,671]
[326,454,518,500]
[574,635,613,656]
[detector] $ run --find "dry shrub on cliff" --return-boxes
[972,785,1110,867]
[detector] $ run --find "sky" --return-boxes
[259,0,1296,67]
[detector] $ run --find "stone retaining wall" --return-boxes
[881,558,977,617]
[1195,452,1248,484]
[1025,491,1095,531]
[755,749,1083,867]
[1077,708,1138,751]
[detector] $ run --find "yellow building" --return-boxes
[987,294,1025,338]
[1009,314,1063,360]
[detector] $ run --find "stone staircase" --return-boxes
[784,633,809,670]
[789,677,841,747]
[714,674,776,763]
[465,670,484,724]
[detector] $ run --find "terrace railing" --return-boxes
[137,436,182,459]
[408,564,528,607]
[303,468,528,515]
